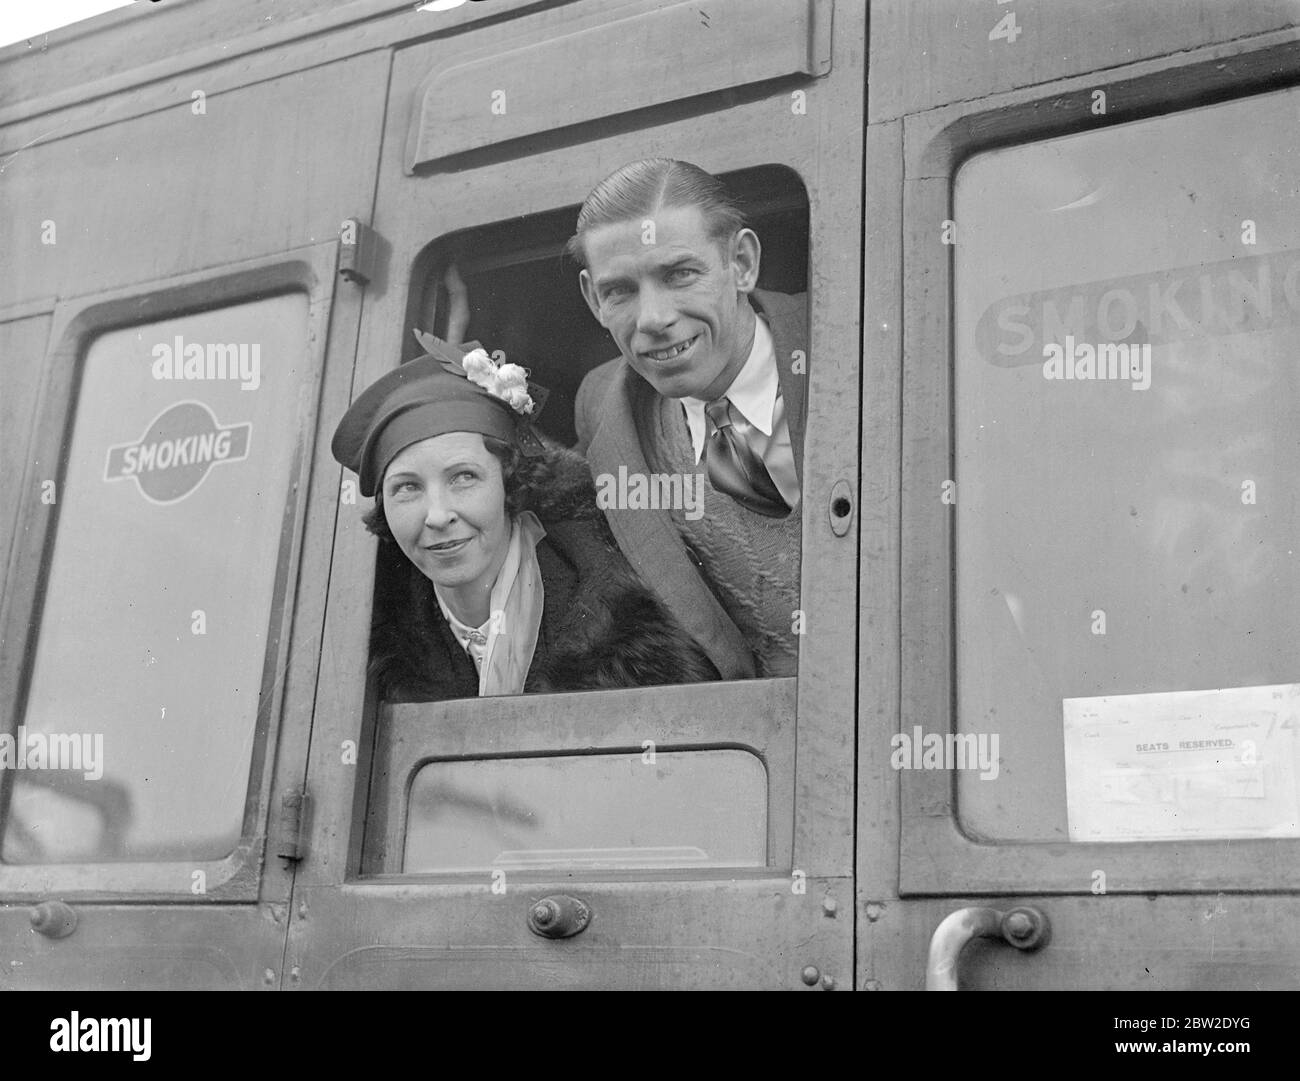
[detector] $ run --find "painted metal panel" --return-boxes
[0,312,52,578]
[854,118,904,992]
[0,0,550,128]
[862,895,1300,991]
[0,905,282,991]
[297,877,851,991]
[405,0,833,170]
[0,52,388,310]
[868,0,1300,123]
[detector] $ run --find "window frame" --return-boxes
[362,680,795,879]
[318,181,859,893]
[0,244,337,902]
[337,164,844,887]
[899,40,1300,896]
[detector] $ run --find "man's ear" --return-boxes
[730,228,761,294]
[579,269,605,324]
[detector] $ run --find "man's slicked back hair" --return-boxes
[566,158,746,267]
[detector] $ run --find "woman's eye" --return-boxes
[388,480,419,497]
[451,470,477,484]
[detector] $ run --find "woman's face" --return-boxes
[381,432,511,599]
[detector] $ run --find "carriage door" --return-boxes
[0,47,384,988]
[289,0,864,989]
[860,1,1300,991]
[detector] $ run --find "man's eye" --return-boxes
[602,284,631,300]
[668,268,699,283]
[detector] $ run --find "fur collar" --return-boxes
[367,445,719,701]
[516,444,605,526]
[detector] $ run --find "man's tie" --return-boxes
[703,398,791,518]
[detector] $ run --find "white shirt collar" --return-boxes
[432,512,547,685]
[435,589,492,669]
[681,314,778,462]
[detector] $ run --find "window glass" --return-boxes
[403,750,767,871]
[953,89,1300,843]
[2,294,309,863]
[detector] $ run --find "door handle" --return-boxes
[926,906,1049,991]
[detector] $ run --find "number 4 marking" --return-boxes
[989,11,1022,43]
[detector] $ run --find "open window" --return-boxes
[405,165,809,448]
[353,165,810,876]
[361,163,811,703]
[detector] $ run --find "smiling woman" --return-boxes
[381,432,514,628]
[331,334,719,701]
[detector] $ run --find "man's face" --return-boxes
[579,205,760,400]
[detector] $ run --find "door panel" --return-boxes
[0,25,387,987]
[864,3,1300,991]
[291,0,865,989]
[0,245,346,989]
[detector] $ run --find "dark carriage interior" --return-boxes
[407,164,810,448]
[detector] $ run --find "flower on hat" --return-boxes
[459,348,535,415]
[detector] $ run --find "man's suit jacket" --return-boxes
[573,289,809,679]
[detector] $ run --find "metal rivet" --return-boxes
[865,902,885,921]
[298,902,308,918]
[289,966,301,983]
[864,978,883,991]
[263,968,275,985]
[820,974,835,990]
[801,965,820,986]
[532,900,557,927]
[822,896,837,916]
[1005,911,1033,938]
[29,901,77,939]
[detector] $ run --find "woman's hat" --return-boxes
[331,333,548,497]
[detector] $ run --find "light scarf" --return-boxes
[434,511,546,697]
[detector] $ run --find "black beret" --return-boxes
[331,336,539,497]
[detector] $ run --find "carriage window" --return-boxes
[953,88,1300,843]
[403,750,767,872]
[364,164,810,703]
[1,295,309,863]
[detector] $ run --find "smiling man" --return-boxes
[571,159,808,679]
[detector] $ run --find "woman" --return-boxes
[331,333,719,700]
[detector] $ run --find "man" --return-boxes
[571,159,807,679]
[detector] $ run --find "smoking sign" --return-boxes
[104,400,251,504]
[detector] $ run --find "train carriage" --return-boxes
[0,0,1297,991]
